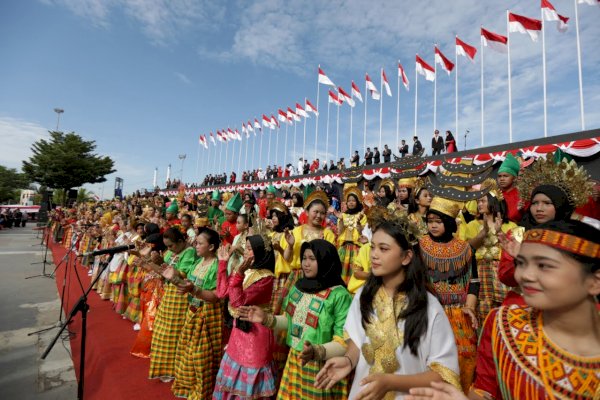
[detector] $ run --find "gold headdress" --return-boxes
[397,177,417,188]
[413,177,427,196]
[268,200,289,215]
[343,185,363,203]
[305,190,330,209]
[480,178,504,202]
[371,207,421,246]
[429,197,461,219]
[516,152,592,207]
[249,215,273,253]
[378,178,395,193]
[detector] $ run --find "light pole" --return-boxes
[178,154,187,183]
[53,108,64,131]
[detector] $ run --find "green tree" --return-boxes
[0,165,31,203]
[76,187,96,203]
[22,131,115,205]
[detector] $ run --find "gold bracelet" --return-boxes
[262,313,275,328]
[313,344,326,360]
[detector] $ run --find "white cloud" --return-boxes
[0,117,50,171]
[174,71,192,85]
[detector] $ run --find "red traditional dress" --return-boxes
[219,220,238,247]
[472,305,600,399]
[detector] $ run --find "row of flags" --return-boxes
[196,0,597,178]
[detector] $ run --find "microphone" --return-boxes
[81,244,135,257]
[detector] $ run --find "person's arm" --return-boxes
[216,259,230,299]
[228,274,273,307]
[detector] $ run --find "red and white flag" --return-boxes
[434,47,455,74]
[481,27,508,53]
[254,118,261,131]
[234,129,242,141]
[227,128,236,140]
[296,103,309,118]
[318,67,335,86]
[306,99,319,116]
[415,55,435,81]
[217,131,225,142]
[199,135,207,149]
[262,114,271,128]
[247,121,254,132]
[288,107,300,122]
[270,115,279,129]
[382,69,392,96]
[209,132,216,145]
[456,36,477,61]
[242,123,247,134]
[365,73,381,100]
[351,81,363,102]
[398,63,409,90]
[542,0,570,32]
[509,12,542,42]
[338,86,355,107]
[278,109,289,123]
[328,90,343,105]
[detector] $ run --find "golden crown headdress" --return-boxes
[343,185,363,203]
[429,196,462,219]
[305,190,330,209]
[516,152,592,208]
[249,214,273,253]
[381,208,421,246]
[268,200,289,215]
[378,178,396,193]
[397,177,417,188]
[480,178,504,202]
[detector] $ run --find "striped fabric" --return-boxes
[277,348,347,400]
[148,283,188,379]
[271,272,289,315]
[171,301,223,399]
[476,259,508,325]
[338,243,359,285]
[213,352,277,399]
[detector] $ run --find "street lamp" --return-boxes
[178,154,187,182]
[53,108,64,131]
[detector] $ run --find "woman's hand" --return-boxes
[176,279,195,295]
[284,228,295,246]
[355,373,391,400]
[217,244,231,262]
[300,341,316,366]
[237,305,266,324]
[462,307,479,330]
[315,356,353,390]
[405,381,469,400]
[150,251,163,265]
[498,232,520,258]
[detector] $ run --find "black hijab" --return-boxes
[295,239,346,293]
[247,235,275,272]
[344,193,364,215]
[426,210,457,243]
[520,184,574,230]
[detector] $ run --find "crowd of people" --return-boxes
[47,149,600,399]
[195,130,458,187]
[0,208,28,229]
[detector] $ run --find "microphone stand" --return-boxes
[26,225,53,279]
[41,253,114,400]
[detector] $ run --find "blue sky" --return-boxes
[1,0,599,197]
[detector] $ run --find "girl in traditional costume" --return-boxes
[460,180,520,323]
[213,233,277,400]
[337,186,367,284]
[268,201,294,314]
[376,179,396,208]
[419,197,479,393]
[388,177,415,213]
[171,227,222,399]
[408,180,432,239]
[406,219,600,400]
[148,227,198,382]
[315,213,461,399]
[281,191,336,291]
[240,239,352,399]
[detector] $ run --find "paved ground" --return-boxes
[0,225,77,399]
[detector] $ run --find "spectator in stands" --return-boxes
[373,147,381,164]
[383,144,392,163]
[413,136,423,156]
[365,147,373,165]
[431,129,444,155]
[399,139,409,157]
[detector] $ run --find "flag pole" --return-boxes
[363,78,368,156]
[433,45,437,133]
[507,10,513,143]
[259,128,263,169]
[480,29,485,147]
[379,67,383,150]
[396,61,400,149]
[267,127,272,168]
[219,139,223,171]
[225,137,229,173]
[349,93,354,160]
[206,142,211,183]
[303,99,307,163]
[315,66,321,162]
[276,124,281,168]
[336,100,340,162]
[196,140,200,182]
[574,0,585,130]
[252,126,257,170]
[455,38,459,143]
[293,118,297,162]
[414,64,418,138]
[541,8,548,138]
[232,134,236,173]
[237,132,243,179]
[245,132,249,172]
[325,97,331,165]
[284,122,289,168]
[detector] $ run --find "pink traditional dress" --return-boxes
[213,257,277,399]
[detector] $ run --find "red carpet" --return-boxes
[49,240,176,400]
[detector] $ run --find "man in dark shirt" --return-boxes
[328,160,337,170]
[373,147,381,164]
[413,136,423,156]
[399,140,409,157]
[431,129,444,155]
[365,147,373,165]
[350,151,360,167]
[382,145,391,163]
[303,160,310,174]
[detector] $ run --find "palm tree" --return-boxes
[77,188,96,203]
